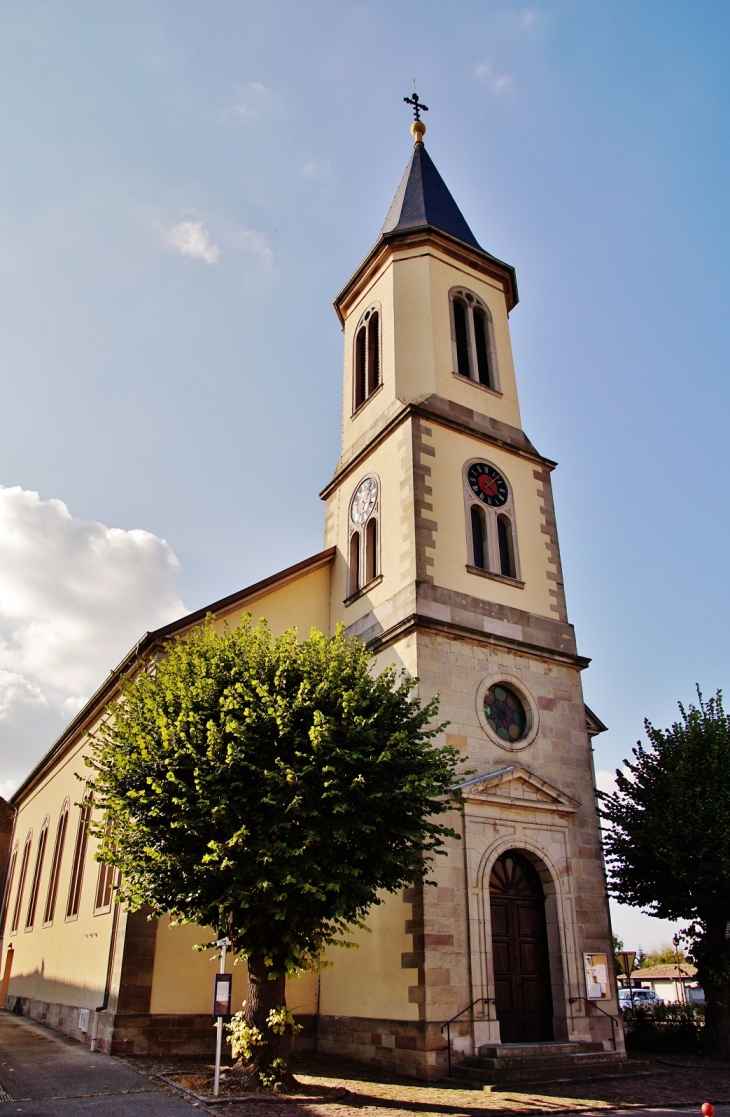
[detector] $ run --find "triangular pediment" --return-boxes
[454,767,580,813]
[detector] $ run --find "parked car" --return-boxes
[618,987,661,1008]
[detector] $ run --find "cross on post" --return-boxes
[404,92,429,121]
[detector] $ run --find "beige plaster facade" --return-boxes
[0,137,619,1079]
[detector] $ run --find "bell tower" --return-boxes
[317,106,618,1076]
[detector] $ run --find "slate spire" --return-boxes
[380,141,482,251]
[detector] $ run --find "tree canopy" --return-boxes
[599,688,730,1055]
[87,616,462,1085]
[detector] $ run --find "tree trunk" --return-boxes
[233,955,295,1089]
[695,916,730,1059]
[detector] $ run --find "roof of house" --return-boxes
[635,963,698,980]
[381,142,482,249]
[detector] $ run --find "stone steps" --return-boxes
[439,1041,651,1088]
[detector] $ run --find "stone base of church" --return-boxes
[316,1015,448,1081]
[5,993,94,1048]
[3,996,319,1059]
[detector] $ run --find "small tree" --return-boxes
[599,688,730,1057]
[87,617,460,1087]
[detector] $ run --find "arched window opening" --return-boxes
[355,327,367,410]
[471,505,487,570]
[353,307,382,412]
[453,298,471,378]
[367,312,380,395]
[451,289,498,391]
[25,818,49,931]
[11,831,32,935]
[498,515,515,579]
[66,795,93,920]
[44,802,69,926]
[473,308,493,387]
[348,532,361,597]
[365,517,378,584]
[94,819,116,914]
[0,845,18,938]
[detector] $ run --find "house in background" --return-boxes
[634,963,704,1004]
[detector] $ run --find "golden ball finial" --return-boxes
[411,119,426,145]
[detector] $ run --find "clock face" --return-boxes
[350,477,378,525]
[468,462,508,508]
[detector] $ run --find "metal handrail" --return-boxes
[569,996,620,1052]
[440,997,493,1077]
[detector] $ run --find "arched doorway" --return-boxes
[489,851,553,1043]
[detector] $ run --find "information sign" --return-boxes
[583,952,609,1000]
[213,973,233,1019]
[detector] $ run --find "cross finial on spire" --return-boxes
[404,91,428,122]
[403,91,428,145]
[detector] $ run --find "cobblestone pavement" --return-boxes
[137,1050,730,1117]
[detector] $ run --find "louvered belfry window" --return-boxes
[451,290,497,390]
[353,307,381,411]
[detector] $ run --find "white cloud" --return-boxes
[595,768,618,795]
[238,228,273,271]
[520,7,539,28]
[160,220,220,264]
[230,81,273,120]
[0,486,185,786]
[474,61,514,96]
[301,159,331,180]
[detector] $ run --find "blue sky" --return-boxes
[0,0,728,950]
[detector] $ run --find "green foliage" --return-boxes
[622,1002,705,1055]
[86,616,461,974]
[227,1006,302,1060]
[637,944,687,969]
[599,688,730,987]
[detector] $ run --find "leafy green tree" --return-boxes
[637,944,687,969]
[599,689,730,1056]
[87,617,461,1087]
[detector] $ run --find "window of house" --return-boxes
[353,306,381,411]
[66,796,93,920]
[25,817,49,931]
[43,801,69,927]
[0,845,18,938]
[464,460,521,583]
[450,289,499,391]
[346,475,380,600]
[10,831,32,935]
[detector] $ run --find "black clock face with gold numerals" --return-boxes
[468,462,509,507]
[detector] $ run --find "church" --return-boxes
[0,109,625,1082]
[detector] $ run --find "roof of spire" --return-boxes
[380,142,482,250]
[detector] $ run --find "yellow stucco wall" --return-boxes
[149,919,318,1016]
[426,423,557,618]
[319,889,418,1021]
[3,721,114,1010]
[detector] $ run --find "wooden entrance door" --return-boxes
[489,851,553,1043]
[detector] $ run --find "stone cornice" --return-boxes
[320,395,556,502]
[333,226,518,326]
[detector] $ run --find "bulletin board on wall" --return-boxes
[583,952,609,999]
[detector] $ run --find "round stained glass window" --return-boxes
[484,684,528,743]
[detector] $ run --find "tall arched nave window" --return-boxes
[353,306,381,412]
[450,288,499,392]
[465,459,519,581]
[347,475,380,599]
